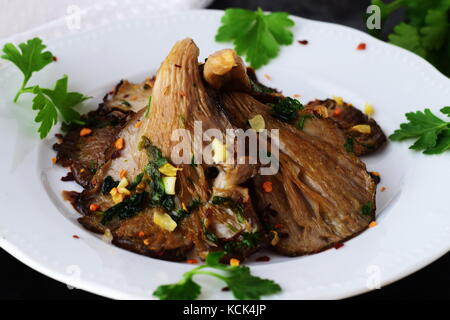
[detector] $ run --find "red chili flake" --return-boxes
[52,56,58,62]
[175,64,182,68]
[72,235,80,239]
[334,242,344,249]
[262,181,273,193]
[255,256,271,262]
[380,186,386,192]
[186,259,198,264]
[274,223,284,229]
[333,108,342,116]
[357,43,367,50]
[298,40,309,45]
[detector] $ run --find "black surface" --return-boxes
[1,0,449,300]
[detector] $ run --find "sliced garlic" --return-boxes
[364,103,375,116]
[162,176,177,195]
[211,138,227,163]
[332,96,344,107]
[248,114,265,132]
[154,211,177,232]
[350,124,371,134]
[158,163,182,177]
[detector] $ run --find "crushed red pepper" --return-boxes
[333,108,342,116]
[357,43,367,50]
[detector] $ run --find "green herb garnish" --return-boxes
[270,97,303,122]
[224,232,261,253]
[144,96,152,117]
[161,195,176,212]
[211,196,232,205]
[212,196,246,224]
[88,160,97,174]
[296,114,312,130]
[153,251,281,300]
[361,202,373,216]
[369,0,450,77]
[101,192,149,224]
[101,176,119,195]
[140,136,180,212]
[215,8,295,69]
[121,100,131,107]
[187,198,202,211]
[203,225,219,244]
[171,209,190,223]
[1,38,54,102]
[129,173,144,190]
[344,137,354,153]
[390,107,450,154]
[1,38,90,138]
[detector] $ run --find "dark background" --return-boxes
[1,0,449,300]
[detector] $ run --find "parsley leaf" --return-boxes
[153,251,281,300]
[388,23,427,58]
[224,265,281,300]
[215,8,294,69]
[421,9,448,50]
[1,38,90,139]
[31,87,59,139]
[153,277,201,300]
[1,38,54,102]
[390,107,450,154]
[30,75,89,138]
[370,0,450,77]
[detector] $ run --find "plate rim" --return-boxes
[1,8,450,300]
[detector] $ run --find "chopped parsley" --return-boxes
[224,232,261,253]
[121,100,131,107]
[296,114,312,130]
[361,202,373,216]
[270,97,303,122]
[344,137,354,153]
[101,176,119,195]
[101,191,149,224]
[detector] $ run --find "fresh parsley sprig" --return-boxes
[153,251,281,300]
[369,0,450,77]
[215,8,295,69]
[1,38,54,102]
[390,107,450,154]
[1,38,90,138]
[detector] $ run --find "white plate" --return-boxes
[1,10,450,300]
